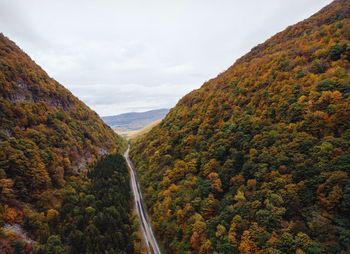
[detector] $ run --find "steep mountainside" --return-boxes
[0,33,122,193]
[131,1,350,253]
[102,108,169,130]
[0,34,133,253]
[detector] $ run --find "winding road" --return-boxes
[124,146,161,254]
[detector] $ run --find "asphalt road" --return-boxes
[124,146,161,254]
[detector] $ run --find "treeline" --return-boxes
[131,1,350,253]
[32,154,135,253]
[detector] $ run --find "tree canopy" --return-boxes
[131,1,350,253]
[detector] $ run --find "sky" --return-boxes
[0,0,332,116]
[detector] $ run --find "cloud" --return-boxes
[0,0,333,116]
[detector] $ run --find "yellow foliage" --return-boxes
[239,230,259,254]
[234,190,246,203]
[4,207,21,223]
[208,172,223,193]
[47,209,59,221]
[215,224,226,239]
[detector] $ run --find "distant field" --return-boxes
[114,119,161,139]
[102,108,168,139]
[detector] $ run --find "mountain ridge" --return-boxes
[131,0,350,253]
[0,33,134,253]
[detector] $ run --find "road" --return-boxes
[124,146,161,254]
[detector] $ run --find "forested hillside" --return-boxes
[131,0,350,253]
[34,154,134,254]
[0,34,133,253]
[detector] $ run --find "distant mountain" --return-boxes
[131,1,350,253]
[102,108,169,130]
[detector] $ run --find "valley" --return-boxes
[1,0,350,253]
[114,119,163,139]
[102,109,169,139]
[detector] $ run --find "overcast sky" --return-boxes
[0,0,332,116]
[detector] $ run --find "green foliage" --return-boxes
[34,235,67,254]
[131,1,350,253]
[32,154,134,254]
[328,43,347,61]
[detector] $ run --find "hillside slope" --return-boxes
[131,0,350,253]
[0,34,133,253]
[0,33,122,192]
